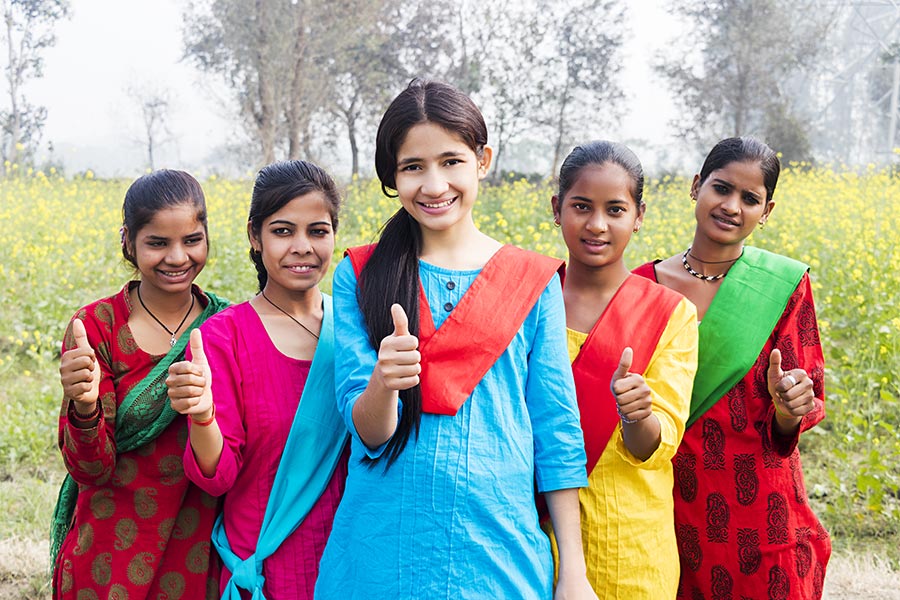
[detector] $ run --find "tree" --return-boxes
[127,84,173,171]
[538,0,625,175]
[656,0,834,163]
[1,0,69,173]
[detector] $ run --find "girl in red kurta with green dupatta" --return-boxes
[51,170,228,599]
[634,137,830,600]
[543,141,698,599]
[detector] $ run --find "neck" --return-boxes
[689,236,744,266]
[137,282,194,316]
[261,283,321,316]
[564,258,630,297]
[419,219,493,269]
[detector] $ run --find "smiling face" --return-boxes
[692,160,775,248]
[552,163,644,272]
[128,203,207,295]
[249,191,334,297]
[393,121,492,242]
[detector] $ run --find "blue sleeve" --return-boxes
[525,272,588,492]
[333,257,396,459]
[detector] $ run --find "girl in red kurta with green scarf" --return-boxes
[634,137,830,600]
[543,141,698,599]
[51,170,228,599]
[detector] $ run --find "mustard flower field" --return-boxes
[0,167,897,582]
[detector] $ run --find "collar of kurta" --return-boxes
[346,243,562,415]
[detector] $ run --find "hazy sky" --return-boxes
[22,0,684,177]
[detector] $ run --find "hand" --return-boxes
[610,347,652,424]
[767,348,816,419]
[166,329,214,421]
[59,318,101,414]
[374,304,421,392]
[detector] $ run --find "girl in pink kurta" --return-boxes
[167,160,347,599]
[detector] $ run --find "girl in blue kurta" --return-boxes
[314,80,595,600]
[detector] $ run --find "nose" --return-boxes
[420,167,450,197]
[292,234,313,254]
[585,212,608,234]
[166,243,188,265]
[720,192,741,214]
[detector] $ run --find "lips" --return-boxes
[712,214,740,227]
[418,196,457,209]
[285,264,317,274]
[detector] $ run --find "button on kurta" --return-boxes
[446,281,456,290]
[443,302,453,312]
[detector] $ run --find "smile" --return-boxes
[159,269,190,277]
[713,215,739,227]
[419,197,457,209]
[582,239,609,247]
[286,265,316,273]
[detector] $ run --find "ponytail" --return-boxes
[358,208,423,467]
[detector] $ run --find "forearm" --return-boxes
[351,378,400,449]
[187,406,224,477]
[545,487,587,581]
[621,414,662,461]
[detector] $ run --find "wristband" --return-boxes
[191,404,216,427]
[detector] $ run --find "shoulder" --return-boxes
[199,302,254,342]
[631,260,660,282]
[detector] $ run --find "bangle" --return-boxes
[69,400,101,423]
[190,404,216,427]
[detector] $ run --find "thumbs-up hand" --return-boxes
[767,348,815,419]
[59,318,101,413]
[610,347,652,424]
[166,329,214,421]
[374,304,421,392]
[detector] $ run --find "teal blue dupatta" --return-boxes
[213,293,348,599]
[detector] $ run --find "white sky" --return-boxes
[21,0,684,177]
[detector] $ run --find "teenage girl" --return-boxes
[633,137,829,599]
[314,79,596,599]
[545,141,698,598]
[166,160,348,599]
[52,170,228,599]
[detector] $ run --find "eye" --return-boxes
[743,194,761,205]
[572,202,591,211]
[444,158,463,167]
[146,240,166,248]
[712,184,730,195]
[399,163,421,172]
[608,205,626,215]
[185,235,205,245]
[272,227,292,236]
[310,227,332,237]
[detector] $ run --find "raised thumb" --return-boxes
[72,318,90,350]
[391,303,409,336]
[189,329,207,366]
[612,347,633,382]
[767,348,783,382]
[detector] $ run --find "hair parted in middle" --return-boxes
[360,79,488,468]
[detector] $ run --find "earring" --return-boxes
[553,218,560,228]
[758,221,766,229]
[690,195,696,203]
[633,227,640,233]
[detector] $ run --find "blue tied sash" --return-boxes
[213,294,348,599]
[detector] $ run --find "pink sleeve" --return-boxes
[768,274,826,456]
[59,310,118,486]
[181,315,246,497]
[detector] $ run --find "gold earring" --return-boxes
[633,227,640,233]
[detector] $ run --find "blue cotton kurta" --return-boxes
[315,257,587,600]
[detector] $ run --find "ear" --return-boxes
[477,145,494,180]
[247,221,261,253]
[690,174,701,200]
[760,200,775,224]
[122,226,133,255]
[634,202,646,230]
[551,195,561,222]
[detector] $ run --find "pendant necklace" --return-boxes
[137,285,195,346]
[260,290,319,340]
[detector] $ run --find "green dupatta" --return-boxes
[50,291,229,565]
[687,247,807,428]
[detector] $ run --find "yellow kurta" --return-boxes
[546,297,698,599]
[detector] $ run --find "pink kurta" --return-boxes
[182,301,348,599]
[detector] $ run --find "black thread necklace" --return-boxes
[682,247,731,282]
[137,284,195,346]
[260,290,319,340]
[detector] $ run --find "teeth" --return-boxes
[162,270,188,277]
[422,198,455,209]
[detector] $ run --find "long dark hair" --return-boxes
[698,137,781,203]
[248,160,341,291]
[558,140,645,207]
[122,169,207,267]
[361,79,488,467]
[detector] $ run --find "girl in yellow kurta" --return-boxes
[546,141,698,598]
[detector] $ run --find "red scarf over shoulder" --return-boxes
[571,274,682,472]
[346,244,562,415]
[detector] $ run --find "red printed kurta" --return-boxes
[638,266,831,600]
[54,283,218,599]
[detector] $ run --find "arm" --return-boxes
[58,311,118,486]
[333,259,418,455]
[168,322,245,496]
[765,274,826,451]
[614,298,698,466]
[545,488,597,600]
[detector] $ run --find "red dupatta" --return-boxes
[346,244,562,415]
[572,274,682,473]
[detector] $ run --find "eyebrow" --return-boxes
[712,178,761,199]
[269,219,332,227]
[397,151,465,167]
